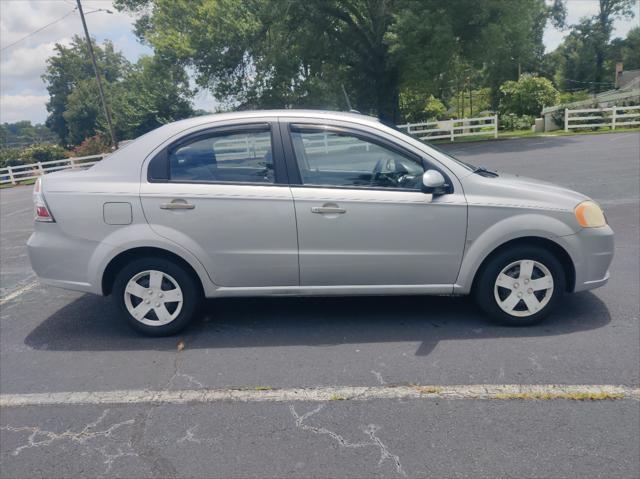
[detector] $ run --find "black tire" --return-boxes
[473,245,566,326]
[113,257,202,336]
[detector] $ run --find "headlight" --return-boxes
[574,200,606,228]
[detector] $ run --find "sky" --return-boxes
[1,0,639,125]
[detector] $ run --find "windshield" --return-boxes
[422,141,476,171]
[390,125,475,171]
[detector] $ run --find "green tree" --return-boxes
[0,121,57,148]
[399,90,446,122]
[621,27,640,69]
[116,0,563,121]
[499,74,559,116]
[116,0,400,122]
[42,36,128,146]
[43,37,194,146]
[610,26,640,71]
[114,56,194,138]
[592,0,636,89]
[550,1,636,92]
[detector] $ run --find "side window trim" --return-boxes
[147,122,289,185]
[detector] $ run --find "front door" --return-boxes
[140,122,299,287]
[284,123,467,287]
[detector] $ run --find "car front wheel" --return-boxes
[113,257,201,336]
[474,246,566,326]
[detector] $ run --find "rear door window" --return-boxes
[169,129,274,184]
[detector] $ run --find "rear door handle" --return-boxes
[311,206,346,214]
[160,200,195,210]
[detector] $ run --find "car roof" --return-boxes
[165,109,381,130]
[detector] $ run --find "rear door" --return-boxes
[140,121,299,287]
[281,120,467,288]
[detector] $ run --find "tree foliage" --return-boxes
[547,0,636,93]
[43,36,194,146]
[499,74,559,117]
[35,0,637,137]
[115,0,559,123]
[0,121,58,149]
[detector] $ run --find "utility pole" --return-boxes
[341,84,352,111]
[76,0,117,148]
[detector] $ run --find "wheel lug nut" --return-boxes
[155,303,160,307]
[518,292,523,297]
[145,299,150,304]
[514,282,519,288]
[159,293,164,298]
[527,288,533,294]
[148,290,153,295]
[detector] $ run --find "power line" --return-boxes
[0,8,77,52]
[0,6,111,53]
[76,0,117,148]
[564,78,615,85]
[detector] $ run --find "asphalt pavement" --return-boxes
[1,131,638,478]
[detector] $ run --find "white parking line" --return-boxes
[1,384,638,407]
[0,280,38,306]
[2,206,33,218]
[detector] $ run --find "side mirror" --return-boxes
[422,169,446,194]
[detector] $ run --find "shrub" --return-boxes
[400,91,446,123]
[72,135,112,157]
[499,74,560,117]
[499,114,535,131]
[22,144,68,163]
[0,148,24,168]
[1,144,70,168]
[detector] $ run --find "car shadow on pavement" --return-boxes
[25,291,611,356]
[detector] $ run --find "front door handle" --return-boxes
[311,206,346,214]
[160,200,195,210]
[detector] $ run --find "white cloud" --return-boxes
[544,0,640,52]
[0,94,49,123]
[0,0,149,124]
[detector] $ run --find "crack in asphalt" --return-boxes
[289,404,406,477]
[0,409,139,477]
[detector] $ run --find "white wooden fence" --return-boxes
[0,154,104,186]
[397,115,498,141]
[564,105,640,131]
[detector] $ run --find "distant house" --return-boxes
[616,68,640,91]
[540,66,640,132]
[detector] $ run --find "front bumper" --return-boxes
[562,225,614,292]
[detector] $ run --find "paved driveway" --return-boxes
[1,132,638,478]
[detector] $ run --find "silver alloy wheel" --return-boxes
[123,270,183,326]
[493,259,554,317]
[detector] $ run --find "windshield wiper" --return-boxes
[472,166,499,177]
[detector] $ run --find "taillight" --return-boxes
[33,178,55,222]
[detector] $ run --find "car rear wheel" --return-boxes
[113,257,201,336]
[474,245,566,326]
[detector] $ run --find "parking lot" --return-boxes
[1,132,639,478]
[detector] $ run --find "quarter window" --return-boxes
[291,129,424,189]
[169,129,274,183]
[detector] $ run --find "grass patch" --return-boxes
[493,391,624,401]
[428,125,639,145]
[412,385,443,394]
[329,394,347,401]
[0,178,37,189]
[253,386,273,391]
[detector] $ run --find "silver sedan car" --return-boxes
[27,110,614,335]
